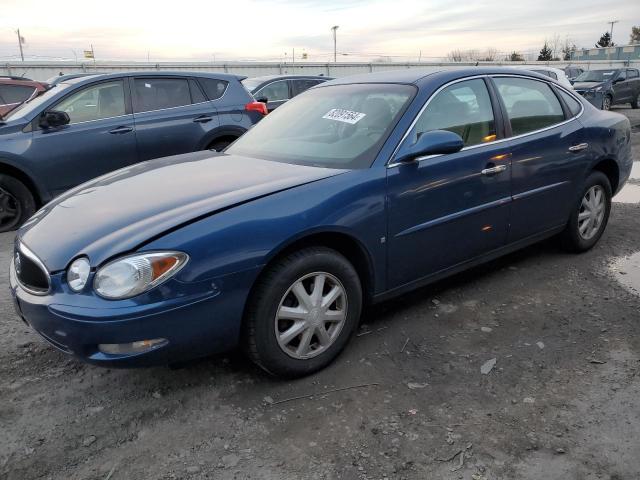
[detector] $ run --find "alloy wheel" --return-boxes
[578,185,606,240]
[275,272,347,359]
[602,96,611,110]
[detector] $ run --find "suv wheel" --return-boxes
[631,93,639,109]
[244,247,362,377]
[208,139,234,152]
[0,175,35,232]
[560,171,612,252]
[602,95,612,111]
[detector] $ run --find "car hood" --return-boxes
[19,151,344,272]
[572,81,605,90]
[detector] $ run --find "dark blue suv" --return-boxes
[0,72,266,231]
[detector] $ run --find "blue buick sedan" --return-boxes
[10,68,633,377]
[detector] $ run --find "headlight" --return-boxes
[93,251,188,299]
[67,257,91,292]
[594,86,603,92]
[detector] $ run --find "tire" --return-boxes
[208,139,234,152]
[560,171,612,253]
[631,93,639,109]
[243,246,362,378]
[0,175,36,232]
[602,95,612,111]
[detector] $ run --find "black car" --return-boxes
[564,66,584,82]
[242,75,332,111]
[573,68,640,110]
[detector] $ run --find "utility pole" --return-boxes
[331,25,339,63]
[15,29,24,62]
[607,20,619,45]
[292,48,295,67]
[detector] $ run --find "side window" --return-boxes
[54,80,126,124]
[134,78,191,113]
[558,89,582,117]
[411,78,496,147]
[617,71,626,81]
[548,71,558,80]
[189,79,207,103]
[291,79,322,97]
[198,78,228,101]
[493,77,565,136]
[0,85,36,104]
[627,69,639,79]
[255,80,289,102]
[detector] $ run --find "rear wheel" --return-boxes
[602,95,612,111]
[208,139,235,152]
[243,247,362,377]
[0,175,35,232]
[560,171,612,252]
[631,93,639,109]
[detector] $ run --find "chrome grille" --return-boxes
[15,243,50,295]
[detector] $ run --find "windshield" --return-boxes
[241,78,264,93]
[227,83,416,169]
[574,70,617,82]
[3,82,70,120]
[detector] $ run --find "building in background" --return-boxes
[572,44,640,62]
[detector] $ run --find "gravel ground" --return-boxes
[1,107,639,480]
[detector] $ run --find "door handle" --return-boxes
[481,164,508,176]
[568,143,589,153]
[109,126,133,134]
[193,115,213,123]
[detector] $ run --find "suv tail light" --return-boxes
[245,101,268,116]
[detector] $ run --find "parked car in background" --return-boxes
[11,68,632,377]
[512,66,573,89]
[0,71,266,231]
[573,68,640,110]
[564,66,584,82]
[0,77,49,117]
[242,75,332,111]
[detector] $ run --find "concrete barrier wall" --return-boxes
[2,59,639,82]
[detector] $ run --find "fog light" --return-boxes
[98,338,167,355]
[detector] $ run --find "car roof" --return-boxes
[244,74,331,83]
[323,67,554,87]
[63,71,247,87]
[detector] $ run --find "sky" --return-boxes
[0,0,637,62]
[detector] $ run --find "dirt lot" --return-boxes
[1,108,640,480]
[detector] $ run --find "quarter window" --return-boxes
[54,81,126,124]
[493,77,564,136]
[411,78,496,147]
[255,80,289,102]
[557,89,582,117]
[198,78,228,101]
[134,78,191,113]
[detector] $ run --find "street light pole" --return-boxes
[607,20,619,44]
[331,25,339,63]
[15,29,24,62]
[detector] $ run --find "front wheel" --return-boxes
[0,175,36,232]
[243,247,362,377]
[560,171,612,252]
[602,95,612,111]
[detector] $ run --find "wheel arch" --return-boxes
[0,160,46,206]
[591,158,620,194]
[199,126,247,151]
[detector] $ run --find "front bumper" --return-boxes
[574,90,604,109]
[10,261,259,367]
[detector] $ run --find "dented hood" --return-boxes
[19,151,343,271]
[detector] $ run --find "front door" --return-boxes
[386,77,512,289]
[253,79,290,112]
[29,79,138,196]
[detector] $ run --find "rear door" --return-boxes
[611,70,630,103]
[626,69,640,103]
[27,78,138,195]
[132,76,219,160]
[490,76,588,242]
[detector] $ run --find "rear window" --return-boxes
[134,78,191,113]
[0,84,35,104]
[198,78,228,101]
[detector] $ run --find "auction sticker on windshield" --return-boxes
[322,109,366,124]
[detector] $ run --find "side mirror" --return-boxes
[39,110,70,129]
[256,96,268,104]
[394,130,464,164]
[613,77,624,84]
